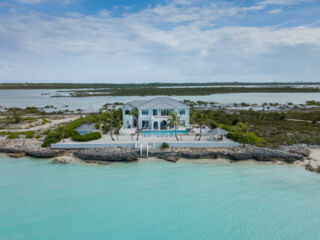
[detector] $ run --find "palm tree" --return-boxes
[196,112,206,141]
[236,122,248,146]
[130,108,139,140]
[103,110,122,141]
[105,113,115,141]
[167,112,181,141]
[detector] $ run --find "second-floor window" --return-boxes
[153,109,157,116]
[161,109,173,116]
[142,109,149,115]
[179,109,185,115]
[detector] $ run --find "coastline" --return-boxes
[1,138,320,173]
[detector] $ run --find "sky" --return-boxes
[0,0,320,83]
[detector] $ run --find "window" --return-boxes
[142,109,149,115]
[142,121,149,128]
[179,120,185,126]
[179,109,185,115]
[125,110,130,115]
[161,109,173,116]
[153,109,157,116]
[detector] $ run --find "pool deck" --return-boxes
[51,134,239,149]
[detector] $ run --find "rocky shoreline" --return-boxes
[150,145,306,163]
[1,139,319,173]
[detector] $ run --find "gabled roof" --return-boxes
[123,97,190,109]
[75,123,94,132]
[209,127,228,135]
[122,100,148,109]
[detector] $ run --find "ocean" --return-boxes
[1,156,320,240]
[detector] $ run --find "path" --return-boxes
[0,116,80,132]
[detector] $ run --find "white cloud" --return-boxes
[0,0,319,83]
[269,8,283,14]
[245,0,313,11]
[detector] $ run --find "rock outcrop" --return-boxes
[0,141,64,158]
[74,148,139,162]
[151,145,304,163]
[280,144,311,157]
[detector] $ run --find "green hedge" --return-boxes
[71,132,101,142]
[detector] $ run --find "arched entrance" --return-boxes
[160,120,167,130]
[153,121,159,130]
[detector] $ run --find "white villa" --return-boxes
[122,97,190,130]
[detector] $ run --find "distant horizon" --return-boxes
[1,81,320,86]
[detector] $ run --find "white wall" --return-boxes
[122,106,190,129]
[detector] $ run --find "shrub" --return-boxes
[71,132,101,142]
[160,142,169,149]
[24,131,35,138]
[207,119,218,129]
[42,132,62,147]
[7,133,19,139]
[232,118,240,126]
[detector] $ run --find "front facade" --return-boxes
[122,97,190,130]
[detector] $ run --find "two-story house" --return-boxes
[122,97,190,130]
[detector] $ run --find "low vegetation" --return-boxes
[71,132,101,142]
[0,131,35,139]
[64,87,320,97]
[160,142,169,149]
[1,82,319,89]
[42,109,122,147]
[190,108,320,148]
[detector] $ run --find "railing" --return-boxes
[51,141,239,149]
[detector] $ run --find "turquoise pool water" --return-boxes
[141,129,189,135]
[1,156,320,240]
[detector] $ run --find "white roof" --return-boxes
[123,97,190,109]
[75,123,94,132]
[209,128,228,135]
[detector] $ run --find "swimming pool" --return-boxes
[140,129,189,136]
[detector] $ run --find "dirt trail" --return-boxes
[0,116,79,132]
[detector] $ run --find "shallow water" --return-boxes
[1,156,320,240]
[1,89,320,111]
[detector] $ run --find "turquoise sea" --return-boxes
[1,156,320,240]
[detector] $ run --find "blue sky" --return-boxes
[0,0,320,83]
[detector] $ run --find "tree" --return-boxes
[236,122,248,146]
[195,112,206,141]
[130,108,139,140]
[102,110,121,141]
[167,112,181,141]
